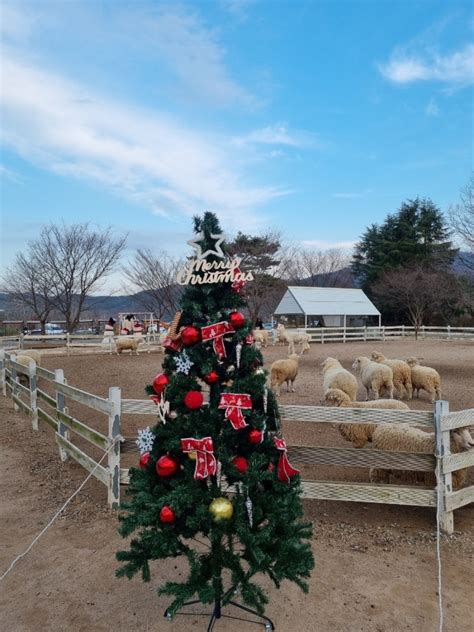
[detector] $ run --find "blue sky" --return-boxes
[1,0,473,293]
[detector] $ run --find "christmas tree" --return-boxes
[116,212,314,628]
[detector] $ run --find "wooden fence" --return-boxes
[0,333,163,354]
[1,325,473,352]
[1,349,473,533]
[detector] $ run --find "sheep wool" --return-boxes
[370,351,413,400]
[352,356,394,400]
[270,354,300,396]
[321,358,358,402]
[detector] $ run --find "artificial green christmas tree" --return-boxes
[116,212,314,629]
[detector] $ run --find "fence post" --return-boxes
[363,326,367,342]
[66,333,71,355]
[29,360,38,430]
[321,328,324,344]
[19,333,24,350]
[422,325,426,339]
[447,325,451,340]
[108,386,121,508]
[434,400,454,534]
[382,326,385,341]
[11,356,19,412]
[0,349,5,396]
[402,324,405,338]
[55,369,69,462]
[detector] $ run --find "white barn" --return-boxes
[274,286,381,329]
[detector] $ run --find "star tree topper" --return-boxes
[187,232,225,259]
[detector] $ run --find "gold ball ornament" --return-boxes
[187,451,197,461]
[209,497,233,522]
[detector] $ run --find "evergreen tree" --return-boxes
[116,212,314,625]
[352,198,458,290]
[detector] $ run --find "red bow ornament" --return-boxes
[273,437,300,482]
[180,437,217,480]
[162,336,183,352]
[219,393,252,430]
[201,321,235,359]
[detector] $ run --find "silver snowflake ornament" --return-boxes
[175,352,194,375]
[136,426,155,455]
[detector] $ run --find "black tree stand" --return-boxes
[164,597,275,631]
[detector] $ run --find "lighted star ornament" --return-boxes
[187,232,225,259]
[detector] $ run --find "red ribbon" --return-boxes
[231,267,247,293]
[201,321,235,358]
[180,437,217,480]
[219,393,252,430]
[244,334,254,345]
[273,437,300,482]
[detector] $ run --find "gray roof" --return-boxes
[274,286,381,316]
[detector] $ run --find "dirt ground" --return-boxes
[1,339,473,631]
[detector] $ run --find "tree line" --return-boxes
[2,175,472,332]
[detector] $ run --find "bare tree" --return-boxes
[283,247,353,287]
[449,173,474,269]
[122,249,182,320]
[2,251,55,334]
[372,266,464,337]
[32,223,126,332]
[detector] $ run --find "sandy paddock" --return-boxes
[0,339,473,631]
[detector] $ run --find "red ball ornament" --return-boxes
[268,462,275,472]
[156,454,179,477]
[159,505,176,524]
[181,326,201,346]
[228,311,245,329]
[152,373,169,395]
[232,456,249,473]
[203,370,219,385]
[184,390,204,410]
[248,429,263,444]
[139,452,151,469]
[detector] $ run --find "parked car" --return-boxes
[29,324,66,335]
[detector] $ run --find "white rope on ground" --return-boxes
[436,462,444,632]
[0,441,117,582]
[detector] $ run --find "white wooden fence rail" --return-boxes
[0,325,473,353]
[0,349,473,533]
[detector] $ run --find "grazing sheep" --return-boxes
[369,424,474,489]
[276,324,310,355]
[13,354,38,387]
[252,329,270,348]
[370,351,413,400]
[115,336,142,355]
[324,388,409,449]
[406,357,441,403]
[321,358,358,402]
[352,356,394,400]
[270,353,300,396]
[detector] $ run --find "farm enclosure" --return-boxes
[1,338,473,631]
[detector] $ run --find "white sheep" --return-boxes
[276,324,310,355]
[115,336,142,355]
[252,329,270,348]
[406,357,441,403]
[321,357,358,402]
[12,354,38,387]
[324,388,409,448]
[370,351,413,400]
[352,356,394,400]
[270,353,300,396]
[369,424,474,489]
[14,349,42,365]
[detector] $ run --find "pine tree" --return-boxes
[116,212,314,624]
[352,198,458,290]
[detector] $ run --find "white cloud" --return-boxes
[379,43,474,85]
[301,239,356,251]
[1,54,286,228]
[219,0,256,22]
[234,124,314,147]
[425,97,440,116]
[141,7,255,107]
